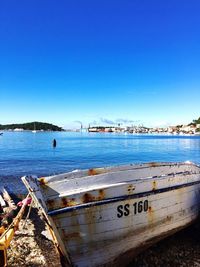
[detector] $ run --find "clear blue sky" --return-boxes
[0,0,200,129]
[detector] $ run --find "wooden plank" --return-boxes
[0,194,6,207]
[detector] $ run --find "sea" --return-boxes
[0,131,200,193]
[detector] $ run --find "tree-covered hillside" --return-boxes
[192,117,200,124]
[0,122,64,131]
[188,117,200,132]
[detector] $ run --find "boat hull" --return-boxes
[52,185,200,266]
[22,162,200,267]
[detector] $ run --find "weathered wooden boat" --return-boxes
[0,188,30,267]
[22,162,200,267]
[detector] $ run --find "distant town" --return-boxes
[0,117,200,135]
[75,117,200,135]
[87,124,200,135]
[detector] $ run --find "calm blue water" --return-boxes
[0,131,200,178]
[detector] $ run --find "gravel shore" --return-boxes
[7,208,200,267]
[129,221,200,267]
[7,208,61,267]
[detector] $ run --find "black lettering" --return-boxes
[144,200,148,211]
[117,205,123,218]
[138,201,143,213]
[118,200,149,217]
[124,204,130,216]
[133,202,137,214]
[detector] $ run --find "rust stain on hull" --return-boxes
[88,169,97,176]
[98,189,105,200]
[152,180,157,191]
[88,168,105,176]
[47,197,78,210]
[82,193,94,203]
[61,197,78,207]
[47,188,106,211]
[82,189,106,204]
[127,185,135,194]
[147,205,155,224]
[62,229,81,240]
[47,199,55,209]
[148,162,160,168]
[39,177,47,186]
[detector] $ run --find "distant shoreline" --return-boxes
[1,130,200,136]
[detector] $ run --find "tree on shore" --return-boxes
[0,122,64,131]
[192,117,200,125]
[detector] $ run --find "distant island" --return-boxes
[0,122,64,131]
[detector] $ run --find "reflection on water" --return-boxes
[0,132,200,177]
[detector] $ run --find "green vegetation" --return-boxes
[192,117,200,125]
[188,117,200,126]
[0,122,64,131]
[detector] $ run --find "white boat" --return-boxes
[22,162,200,267]
[32,122,37,133]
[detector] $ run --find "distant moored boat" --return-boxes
[32,122,37,133]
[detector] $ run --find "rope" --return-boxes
[0,193,30,240]
[22,197,33,229]
[0,219,15,240]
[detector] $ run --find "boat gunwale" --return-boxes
[47,178,200,216]
[39,162,200,185]
[22,162,200,215]
[45,170,200,201]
